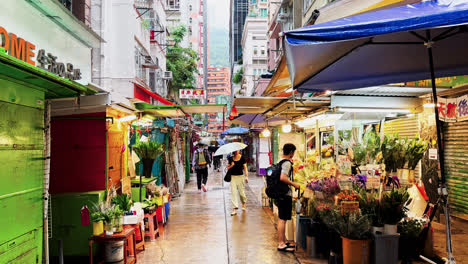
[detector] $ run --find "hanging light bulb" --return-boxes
[262,127,271,137]
[282,121,292,133]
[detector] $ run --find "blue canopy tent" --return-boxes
[221,127,249,135]
[284,1,468,262]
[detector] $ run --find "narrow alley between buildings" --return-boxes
[137,168,306,264]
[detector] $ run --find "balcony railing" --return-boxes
[135,0,153,9]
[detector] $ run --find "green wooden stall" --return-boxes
[0,50,95,263]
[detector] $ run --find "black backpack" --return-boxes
[265,159,292,199]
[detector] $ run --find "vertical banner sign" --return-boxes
[457,95,468,121]
[445,98,458,122]
[438,97,447,122]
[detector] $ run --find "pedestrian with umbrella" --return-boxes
[215,143,248,215]
[193,142,212,193]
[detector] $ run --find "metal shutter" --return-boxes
[384,116,421,179]
[444,121,468,215]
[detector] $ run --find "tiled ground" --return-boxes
[136,169,302,264]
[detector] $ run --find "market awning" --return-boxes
[0,50,96,98]
[263,0,419,97]
[135,102,227,117]
[233,96,330,118]
[133,82,175,105]
[262,58,292,97]
[180,104,227,114]
[229,113,288,128]
[284,0,468,92]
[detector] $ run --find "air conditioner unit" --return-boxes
[163,71,173,80]
[277,14,289,23]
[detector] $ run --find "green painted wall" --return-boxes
[0,78,44,263]
[49,191,105,258]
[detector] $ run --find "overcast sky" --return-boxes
[207,0,229,29]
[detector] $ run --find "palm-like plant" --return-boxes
[133,141,165,160]
[406,138,428,170]
[381,188,410,225]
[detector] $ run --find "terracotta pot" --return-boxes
[384,224,398,235]
[93,221,104,236]
[342,237,370,264]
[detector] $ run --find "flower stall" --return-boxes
[291,126,433,264]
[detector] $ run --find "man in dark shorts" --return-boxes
[277,143,300,252]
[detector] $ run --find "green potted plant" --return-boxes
[111,194,134,213]
[321,209,372,264]
[112,206,124,233]
[89,201,106,236]
[381,188,409,234]
[358,191,384,234]
[406,138,427,183]
[398,218,426,261]
[381,135,397,175]
[133,141,165,201]
[142,197,159,214]
[103,205,124,235]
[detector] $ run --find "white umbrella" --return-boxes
[214,142,247,156]
[199,137,215,145]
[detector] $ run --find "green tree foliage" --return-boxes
[167,25,199,91]
[233,68,243,84]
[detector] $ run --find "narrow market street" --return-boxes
[137,168,311,264]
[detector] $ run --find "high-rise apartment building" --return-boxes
[229,0,249,66]
[207,67,231,134]
[241,0,269,96]
[165,0,207,91]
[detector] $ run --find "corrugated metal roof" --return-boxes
[335,86,447,97]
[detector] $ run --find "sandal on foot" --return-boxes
[277,246,295,252]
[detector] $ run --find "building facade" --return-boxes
[90,0,171,105]
[207,67,231,134]
[241,0,269,96]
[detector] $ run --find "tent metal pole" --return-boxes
[426,30,456,264]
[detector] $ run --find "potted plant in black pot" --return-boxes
[381,188,409,234]
[133,141,165,201]
[398,218,427,262]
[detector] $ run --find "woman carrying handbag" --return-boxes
[226,150,248,216]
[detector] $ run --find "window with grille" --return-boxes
[59,0,73,11]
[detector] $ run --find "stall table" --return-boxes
[144,211,159,241]
[88,227,136,264]
[131,177,157,202]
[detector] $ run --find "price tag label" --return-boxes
[429,148,438,160]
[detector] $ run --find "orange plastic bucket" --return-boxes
[342,237,370,264]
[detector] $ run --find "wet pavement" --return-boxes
[137,168,302,264]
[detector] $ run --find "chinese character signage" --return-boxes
[179,89,205,99]
[438,95,468,122]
